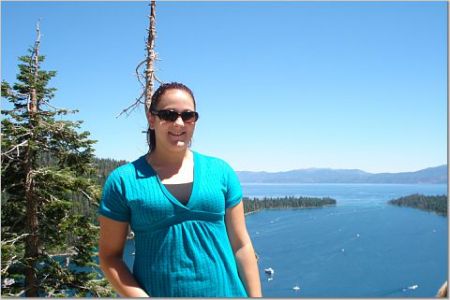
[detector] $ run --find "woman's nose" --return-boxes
[173,115,184,126]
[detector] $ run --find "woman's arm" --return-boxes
[225,201,262,297]
[98,216,150,297]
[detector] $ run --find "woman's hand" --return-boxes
[225,202,262,297]
[98,216,150,297]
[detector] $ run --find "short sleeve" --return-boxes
[223,162,243,209]
[98,171,130,222]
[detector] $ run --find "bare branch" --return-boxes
[1,153,14,162]
[79,189,93,201]
[116,91,145,118]
[2,233,30,245]
[154,74,164,85]
[135,59,147,89]
[6,132,33,143]
[14,290,26,297]
[49,249,76,258]
[1,255,18,275]
[40,99,65,112]
[1,140,28,158]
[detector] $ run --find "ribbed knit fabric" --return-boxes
[98,151,248,297]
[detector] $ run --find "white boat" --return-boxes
[264,267,275,275]
[127,230,135,240]
[408,285,419,290]
[292,285,300,291]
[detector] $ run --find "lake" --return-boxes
[122,183,448,297]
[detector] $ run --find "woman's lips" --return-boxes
[168,132,185,137]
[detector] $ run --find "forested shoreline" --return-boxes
[388,194,448,216]
[243,196,337,214]
[91,158,338,215]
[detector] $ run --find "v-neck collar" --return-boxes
[142,151,199,210]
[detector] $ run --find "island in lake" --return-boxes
[242,196,337,214]
[388,194,448,216]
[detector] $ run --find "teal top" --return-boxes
[98,151,248,297]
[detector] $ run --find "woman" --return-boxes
[98,82,262,297]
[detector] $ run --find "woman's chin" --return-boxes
[167,141,188,151]
[176,141,188,148]
[160,137,190,152]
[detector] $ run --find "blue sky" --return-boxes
[2,1,447,173]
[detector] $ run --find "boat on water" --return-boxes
[127,229,135,240]
[402,284,419,292]
[292,285,300,291]
[264,267,275,275]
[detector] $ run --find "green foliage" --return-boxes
[93,157,127,187]
[1,43,114,296]
[388,194,448,216]
[243,196,337,214]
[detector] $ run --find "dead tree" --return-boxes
[145,0,157,111]
[118,0,161,118]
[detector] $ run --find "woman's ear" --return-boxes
[146,109,155,130]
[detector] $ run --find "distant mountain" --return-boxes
[236,165,448,184]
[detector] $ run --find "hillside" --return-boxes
[237,165,447,184]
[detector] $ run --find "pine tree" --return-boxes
[1,24,113,297]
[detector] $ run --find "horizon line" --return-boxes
[235,164,448,174]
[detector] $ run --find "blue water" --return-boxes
[123,184,448,298]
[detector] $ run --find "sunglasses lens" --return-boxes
[159,110,178,122]
[181,111,198,122]
[154,110,198,122]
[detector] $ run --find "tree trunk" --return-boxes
[145,0,156,110]
[28,22,40,113]
[24,154,39,297]
[24,22,41,297]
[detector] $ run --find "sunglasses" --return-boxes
[151,109,199,123]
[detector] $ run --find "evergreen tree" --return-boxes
[242,196,337,214]
[388,194,448,216]
[1,24,113,297]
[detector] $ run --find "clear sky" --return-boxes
[2,1,447,173]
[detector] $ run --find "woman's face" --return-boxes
[147,88,197,154]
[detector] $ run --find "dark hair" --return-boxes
[147,82,196,152]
